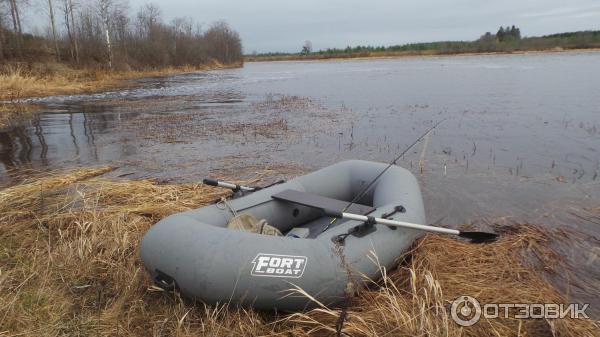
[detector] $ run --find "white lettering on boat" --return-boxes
[251,253,307,278]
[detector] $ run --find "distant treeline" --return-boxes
[248,28,600,61]
[0,1,242,70]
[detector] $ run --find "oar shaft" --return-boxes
[219,181,254,191]
[203,179,255,191]
[339,212,460,235]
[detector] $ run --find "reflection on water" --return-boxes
[0,111,125,180]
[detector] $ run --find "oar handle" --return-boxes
[203,178,219,187]
[324,209,460,235]
[202,179,255,191]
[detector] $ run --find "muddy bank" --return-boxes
[0,167,598,336]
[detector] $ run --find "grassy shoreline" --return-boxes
[0,167,598,336]
[0,61,242,101]
[246,46,600,62]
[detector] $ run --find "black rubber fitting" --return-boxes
[203,178,219,186]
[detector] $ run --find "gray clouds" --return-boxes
[94,0,600,52]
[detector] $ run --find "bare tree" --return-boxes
[76,7,101,62]
[47,0,60,60]
[137,3,160,36]
[203,21,242,64]
[69,0,79,62]
[301,40,312,54]
[112,8,129,61]
[8,0,23,56]
[1,0,243,69]
[97,0,113,68]
[0,14,5,59]
[62,0,79,62]
[62,0,73,59]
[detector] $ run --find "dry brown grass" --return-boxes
[0,61,240,101]
[288,229,599,336]
[0,168,598,336]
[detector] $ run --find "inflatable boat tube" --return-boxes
[140,160,426,310]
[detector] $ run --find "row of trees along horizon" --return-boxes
[0,0,243,70]
[263,26,600,57]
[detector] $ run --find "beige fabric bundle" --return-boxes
[227,213,282,236]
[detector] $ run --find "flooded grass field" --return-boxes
[2,52,598,224]
[1,51,599,324]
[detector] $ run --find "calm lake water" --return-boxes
[1,51,599,312]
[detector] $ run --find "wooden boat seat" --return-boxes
[271,189,375,215]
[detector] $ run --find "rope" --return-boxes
[332,241,354,337]
[335,301,349,337]
[216,196,238,217]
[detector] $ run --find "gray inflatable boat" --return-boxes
[140,160,426,310]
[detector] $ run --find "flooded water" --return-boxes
[1,51,599,313]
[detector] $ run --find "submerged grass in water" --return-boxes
[0,168,598,336]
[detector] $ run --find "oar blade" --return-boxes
[459,231,499,243]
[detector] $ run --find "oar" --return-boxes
[203,178,257,192]
[203,178,285,192]
[325,210,498,243]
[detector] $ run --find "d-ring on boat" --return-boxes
[140,160,426,310]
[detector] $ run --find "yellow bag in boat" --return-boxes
[227,213,282,236]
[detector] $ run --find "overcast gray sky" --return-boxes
[139,0,600,53]
[30,0,600,53]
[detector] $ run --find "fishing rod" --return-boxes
[321,118,447,233]
[348,119,447,206]
[322,118,498,243]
